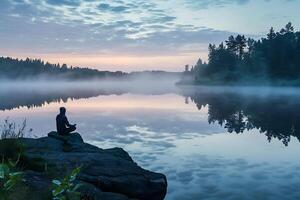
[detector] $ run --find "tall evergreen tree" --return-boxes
[267,27,276,40]
[189,22,300,84]
[226,35,237,53]
[235,35,247,59]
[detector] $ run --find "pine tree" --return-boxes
[267,27,276,40]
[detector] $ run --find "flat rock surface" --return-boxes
[20,132,167,200]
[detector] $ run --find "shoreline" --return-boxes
[1,132,168,200]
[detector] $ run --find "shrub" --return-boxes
[0,159,23,199]
[0,118,30,139]
[52,167,82,200]
[0,118,31,163]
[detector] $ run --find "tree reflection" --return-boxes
[0,85,175,111]
[185,89,300,146]
[2,84,300,146]
[0,88,124,111]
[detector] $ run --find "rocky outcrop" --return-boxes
[20,132,167,200]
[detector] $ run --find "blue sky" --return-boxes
[0,0,299,71]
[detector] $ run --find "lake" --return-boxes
[1,81,300,200]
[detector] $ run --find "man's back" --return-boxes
[56,114,68,134]
[56,107,76,135]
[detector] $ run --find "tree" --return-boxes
[235,35,247,59]
[226,35,237,53]
[267,27,276,40]
[189,22,300,84]
[0,57,127,80]
[196,58,203,66]
[280,22,294,34]
[285,22,294,33]
[61,64,67,69]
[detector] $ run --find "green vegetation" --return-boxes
[0,119,28,199]
[0,119,83,200]
[52,167,81,200]
[0,158,23,199]
[186,22,300,85]
[0,118,29,164]
[0,157,81,200]
[0,118,48,173]
[0,118,27,139]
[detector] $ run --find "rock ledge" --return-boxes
[20,132,167,200]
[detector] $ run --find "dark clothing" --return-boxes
[60,125,76,135]
[56,114,76,135]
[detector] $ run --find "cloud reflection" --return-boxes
[2,85,300,199]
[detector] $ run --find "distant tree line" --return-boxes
[187,22,300,85]
[0,57,126,80]
[0,57,181,81]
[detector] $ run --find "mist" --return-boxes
[179,85,300,97]
[0,74,183,111]
[0,74,180,94]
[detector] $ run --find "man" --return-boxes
[56,107,76,135]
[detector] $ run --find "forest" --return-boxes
[0,57,126,80]
[186,22,300,85]
[0,56,180,81]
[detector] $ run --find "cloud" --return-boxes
[4,0,297,70]
[185,0,250,9]
[97,3,130,13]
[0,0,234,58]
[46,0,81,6]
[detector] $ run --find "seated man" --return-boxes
[56,107,76,135]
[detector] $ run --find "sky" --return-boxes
[0,0,299,72]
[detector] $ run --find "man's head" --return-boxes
[59,107,66,115]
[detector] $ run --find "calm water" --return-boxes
[1,82,300,200]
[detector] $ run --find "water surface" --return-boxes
[1,82,300,200]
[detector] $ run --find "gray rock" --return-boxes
[48,131,84,144]
[77,182,130,200]
[20,132,167,200]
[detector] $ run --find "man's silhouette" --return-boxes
[56,107,76,135]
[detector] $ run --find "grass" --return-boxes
[0,118,31,163]
[0,118,28,139]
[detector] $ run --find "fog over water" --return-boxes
[1,80,300,199]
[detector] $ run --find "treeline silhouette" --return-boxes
[182,89,300,146]
[0,57,180,80]
[0,57,126,80]
[186,22,300,85]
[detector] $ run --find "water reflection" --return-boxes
[1,84,300,199]
[182,87,300,146]
[1,84,300,146]
[0,80,178,111]
[0,84,131,111]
